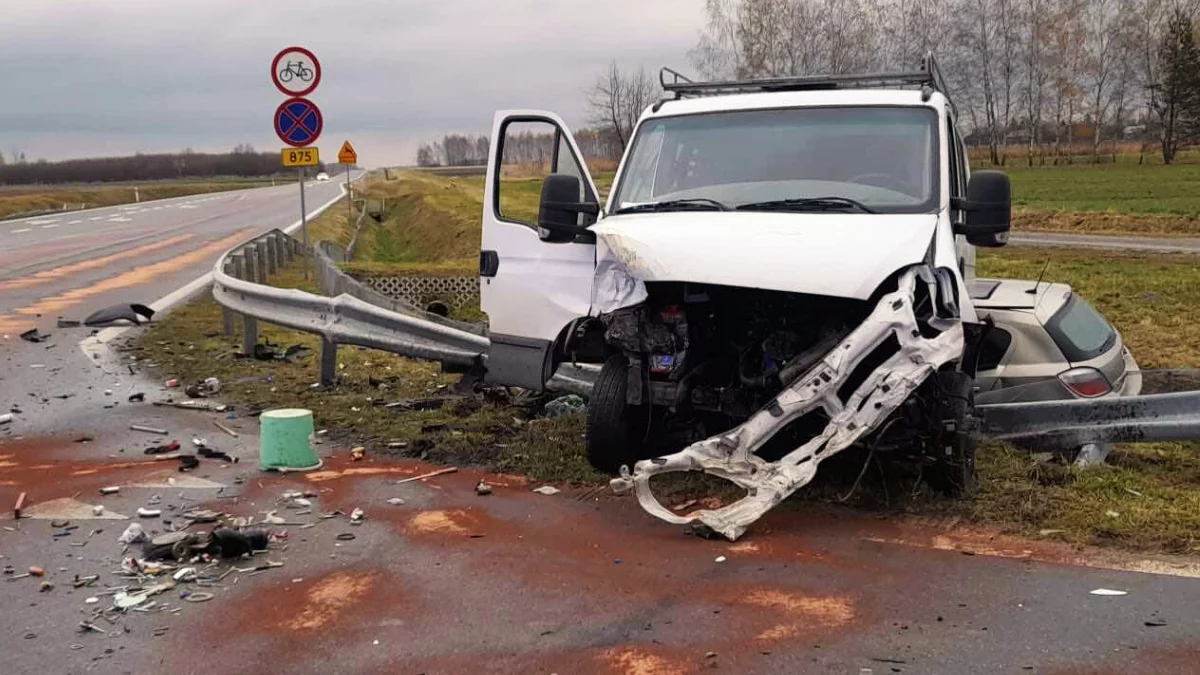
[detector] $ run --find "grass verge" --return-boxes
[0,179,274,220]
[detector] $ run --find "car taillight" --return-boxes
[1058,367,1111,398]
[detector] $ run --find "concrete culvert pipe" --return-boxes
[425,301,451,318]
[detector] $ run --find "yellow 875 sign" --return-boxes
[281,147,320,167]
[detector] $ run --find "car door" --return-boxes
[480,111,601,390]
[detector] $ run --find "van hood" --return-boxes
[591,211,938,302]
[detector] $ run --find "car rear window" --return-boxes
[1045,294,1116,362]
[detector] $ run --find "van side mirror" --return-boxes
[954,171,1011,248]
[537,174,599,243]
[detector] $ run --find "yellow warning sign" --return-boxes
[337,141,357,165]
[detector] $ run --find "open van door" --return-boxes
[480,111,601,390]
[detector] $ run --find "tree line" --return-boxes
[690,0,1200,165]
[416,0,1200,167]
[0,145,321,185]
[415,128,623,167]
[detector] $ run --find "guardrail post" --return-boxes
[274,234,288,267]
[320,337,338,388]
[234,254,258,355]
[267,235,280,274]
[257,240,273,278]
[222,259,236,338]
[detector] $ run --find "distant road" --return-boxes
[0,177,353,335]
[1011,231,1200,253]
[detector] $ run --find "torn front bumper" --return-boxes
[610,266,965,540]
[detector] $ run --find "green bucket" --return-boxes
[259,408,322,471]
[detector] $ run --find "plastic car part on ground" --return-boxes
[82,303,155,327]
[610,266,966,541]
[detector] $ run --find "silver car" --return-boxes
[970,278,1141,405]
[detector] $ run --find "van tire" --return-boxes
[586,354,647,474]
[925,370,977,497]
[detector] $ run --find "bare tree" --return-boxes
[587,61,659,149]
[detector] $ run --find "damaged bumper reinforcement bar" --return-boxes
[610,266,965,541]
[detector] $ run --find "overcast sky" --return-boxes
[0,0,705,167]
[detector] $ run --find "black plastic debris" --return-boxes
[56,318,81,328]
[196,446,237,463]
[19,328,50,343]
[82,303,155,328]
[128,392,145,403]
[210,528,269,558]
[177,455,199,472]
[376,397,454,411]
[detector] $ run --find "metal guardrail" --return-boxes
[213,229,488,386]
[212,229,1200,449]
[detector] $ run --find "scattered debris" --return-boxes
[386,498,405,506]
[128,392,146,402]
[183,592,213,602]
[544,394,586,417]
[714,556,727,563]
[29,566,46,577]
[164,379,180,388]
[0,413,12,425]
[39,581,54,592]
[203,377,221,394]
[475,480,493,496]
[1090,588,1128,596]
[350,508,365,524]
[131,424,169,435]
[1105,510,1120,518]
[377,397,454,411]
[99,486,120,495]
[396,467,458,484]
[1038,529,1065,537]
[387,441,408,449]
[532,486,561,496]
[214,420,239,438]
[350,446,366,461]
[336,533,356,541]
[671,499,698,512]
[13,491,26,519]
[1145,618,1169,627]
[19,328,51,343]
[56,318,81,328]
[137,507,162,518]
[197,446,237,463]
[145,441,181,455]
[178,455,200,471]
[83,303,155,327]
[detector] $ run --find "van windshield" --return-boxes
[612,107,939,215]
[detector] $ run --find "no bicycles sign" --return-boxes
[271,46,321,97]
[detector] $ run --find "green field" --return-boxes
[1002,159,1200,217]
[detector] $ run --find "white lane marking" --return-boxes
[41,224,59,229]
[67,220,82,225]
[89,216,104,221]
[12,228,31,233]
[106,217,133,223]
[80,177,355,362]
[179,205,197,210]
[28,218,59,225]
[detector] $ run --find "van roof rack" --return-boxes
[660,53,955,113]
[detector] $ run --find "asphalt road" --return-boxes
[0,178,349,337]
[1010,232,1200,253]
[0,202,1198,675]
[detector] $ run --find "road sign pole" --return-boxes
[299,167,309,279]
[346,165,352,231]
